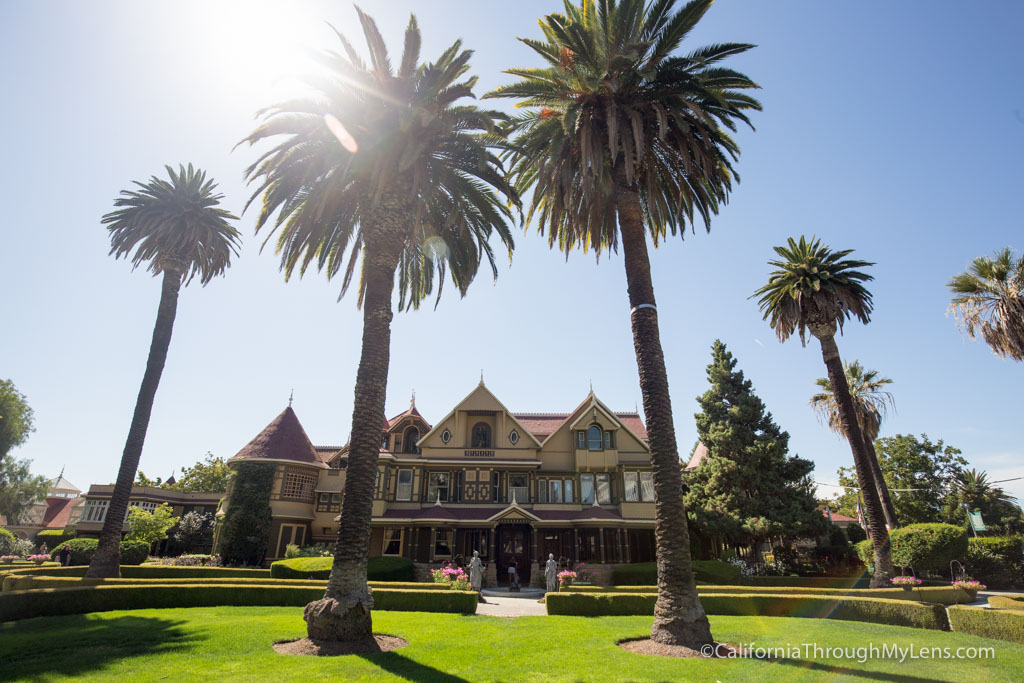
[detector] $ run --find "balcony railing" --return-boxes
[464,449,495,457]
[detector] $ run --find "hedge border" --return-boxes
[0,585,477,622]
[557,584,969,605]
[2,575,456,593]
[948,605,1024,644]
[545,592,949,630]
[985,595,1024,611]
[1,565,271,579]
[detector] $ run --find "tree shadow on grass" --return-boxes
[0,614,200,680]
[359,651,471,683]
[773,657,947,682]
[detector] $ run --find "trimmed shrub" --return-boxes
[218,462,275,566]
[35,529,75,549]
[119,540,150,565]
[948,605,1024,644]
[0,527,17,556]
[846,523,867,544]
[611,560,741,586]
[558,584,968,605]
[270,555,414,581]
[49,539,150,566]
[856,539,874,568]
[987,595,1024,611]
[546,592,948,629]
[1,575,453,593]
[745,575,871,589]
[889,523,968,573]
[0,585,475,622]
[965,536,1022,589]
[5,564,271,579]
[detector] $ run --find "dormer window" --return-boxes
[403,427,420,454]
[471,422,492,449]
[587,425,603,450]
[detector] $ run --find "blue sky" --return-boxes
[2,1,1021,505]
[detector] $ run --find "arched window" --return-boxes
[471,422,492,448]
[587,424,603,451]
[403,427,420,454]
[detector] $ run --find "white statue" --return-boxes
[545,553,558,593]
[468,550,484,591]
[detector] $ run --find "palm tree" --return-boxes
[87,165,240,579]
[752,236,895,586]
[955,468,1017,509]
[948,248,1024,361]
[487,0,760,647]
[810,361,899,529]
[239,10,516,643]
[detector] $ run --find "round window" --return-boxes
[441,429,451,444]
[509,430,519,445]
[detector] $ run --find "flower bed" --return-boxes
[431,564,470,591]
[890,576,922,587]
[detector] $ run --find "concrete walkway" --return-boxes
[477,588,548,617]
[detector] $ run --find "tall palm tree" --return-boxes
[87,165,240,579]
[948,247,1024,361]
[955,468,1017,509]
[752,236,895,586]
[487,0,760,647]
[811,361,899,529]
[239,10,517,643]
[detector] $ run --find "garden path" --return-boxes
[477,588,548,617]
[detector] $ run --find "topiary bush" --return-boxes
[49,539,150,566]
[0,528,15,556]
[35,529,75,549]
[889,523,968,574]
[217,462,275,566]
[270,555,414,581]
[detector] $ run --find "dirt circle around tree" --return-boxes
[272,634,409,657]
[617,638,741,658]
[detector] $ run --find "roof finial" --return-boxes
[434,490,443,506]
[410,389,416,409]
[511,489,518,506]
[589,379,593,393]
[479,369,485,386]
[58,465,65,480]
[288,388,294,408]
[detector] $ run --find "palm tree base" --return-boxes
[84,543,122,579]
[303,595,373,642]
[650,607,714,648]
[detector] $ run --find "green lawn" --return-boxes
[1,607,1022,682]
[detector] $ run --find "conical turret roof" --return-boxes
[228,406,327,469]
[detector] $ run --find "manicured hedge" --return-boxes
[0,585,476,622]
[986,595,1024,611]
[2,575,452,593]
[611,560,741,586]
[744,575,871,589]
[270,555,414,581]
[558,584,969,605]
[889,524,968,573]
[5,565,271,579]
[35,529,75,548]
[48,539,149,566]
[948,605,1024,644]
[546,592,949,629]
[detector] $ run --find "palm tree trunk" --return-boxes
[304,222,404,643]
[87,268,182,579]
[615,171,713,649]
[814,333,894,586]
[865,439,899,530]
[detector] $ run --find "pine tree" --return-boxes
[685,340,826,559]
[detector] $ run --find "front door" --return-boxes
[496,524,531,585]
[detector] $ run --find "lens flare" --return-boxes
[424,236,450,261]
[324,114,358,153]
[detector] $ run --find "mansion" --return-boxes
[219,381,659,585]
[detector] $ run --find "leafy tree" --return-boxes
[686,341,826,558]
[489,0,760,648]
[87,165,240,581]
[174,510,216,552]
[832,434,966,526]
[125,503,179,545]
[134,471,164,488]
[946,468,1023,535]
[753,236,895,586]
[239,9,516,642]
[170,453,230,493]
[811,361,899,529]
[0,381,47,524]
[948,247,1024,361]
[0,379,35,458]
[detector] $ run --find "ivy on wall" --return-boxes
[217,463,275,566]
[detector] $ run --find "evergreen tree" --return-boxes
[686,340,825,558]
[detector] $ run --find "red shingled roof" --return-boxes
[229,406,327,469]
[512,412,648,442]
[42,498,82,528]
[387,405,431,430]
